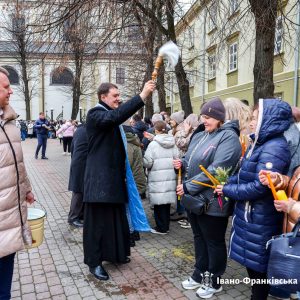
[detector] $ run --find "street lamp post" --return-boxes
[50,108,54,122]
[62,105,64,120]
[79,107,82,122]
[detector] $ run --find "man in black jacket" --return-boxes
[68,124,87,227]
[84,80,155,281]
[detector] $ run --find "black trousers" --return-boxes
[68,192,84,223]
[0,252,15,300]
[83,203,130,267]
[63,136,73,153]
[246,267,270,300]
[154,204,171,232]
[188,213,228,288]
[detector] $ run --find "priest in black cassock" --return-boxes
[83,80,155,280]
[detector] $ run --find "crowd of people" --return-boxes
[14,114,80,160]
[1,64,300,300]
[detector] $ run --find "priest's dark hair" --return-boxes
[97,82,118,100]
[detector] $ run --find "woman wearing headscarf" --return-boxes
[168,110,186,221]
[174,113,199,157]
[173,113,199,228]
[169,110,185,137]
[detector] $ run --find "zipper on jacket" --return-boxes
[236,162,251,223]
[228,215,236,257]
[286,254,300,259]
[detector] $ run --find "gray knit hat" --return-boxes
[201,97,225,122]
[170,110,185,125]
[151,113,163,125]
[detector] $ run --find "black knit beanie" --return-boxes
[201,97,225,122]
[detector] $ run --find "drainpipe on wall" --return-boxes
[293,1,300,107]
[201,10,207,105]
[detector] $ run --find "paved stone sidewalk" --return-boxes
[11,139,273,300]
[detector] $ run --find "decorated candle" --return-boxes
[265,162,278,200]
[178,168,182,201]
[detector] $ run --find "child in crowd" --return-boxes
[143,121,178,234]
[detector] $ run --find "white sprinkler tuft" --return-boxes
[158,41,180,68]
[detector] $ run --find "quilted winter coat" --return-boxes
[0,105,32,258]
[143,134,178,205]
[182,120,241,217]
[223,99,292,273]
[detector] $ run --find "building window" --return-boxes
[229,42,238,72]
[208,55,216,79]
[116,67,125,85]
[2,66,19,85]
[12,15,25,40]
[187,70,196,87]
[208,2,217,32]
[63,19,72,42]
[51,67,73,85]
[274,92,283,100]
[128,25,141,42]
[230,0,239,15]
[188,25,195,48]
[274,16,283,55]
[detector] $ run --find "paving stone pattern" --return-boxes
[11,139,274,300]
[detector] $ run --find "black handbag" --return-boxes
[181,193,209,215]
[266,219,300,292]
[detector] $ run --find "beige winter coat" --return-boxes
[0,105,32,258]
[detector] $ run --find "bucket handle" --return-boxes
[31,199,47,218]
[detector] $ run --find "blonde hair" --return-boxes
[223,97,252,134]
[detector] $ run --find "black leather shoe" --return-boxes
[41,157,48,160]
[89,265,109,281]
[130,233,135,247]
[69,220,83,228]
[120,257,131,264]
[133,231,140,241]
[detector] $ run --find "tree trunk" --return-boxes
[16,27,31,120]
[71,76,81,120]
[175,57,193,114]
[143,58,154,118]
[249,0,278,104]
[156,4,166,112]
[134,0,193,115]
[22,66,31,120]
[20,54,31,120]
[157,63,166,112]
[166,0,193,115]
[133,1,158,118]
[71,54,82,120]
